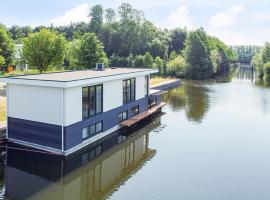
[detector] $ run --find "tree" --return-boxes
[128,53,134,67]
[169,51,177,61]
[184,30,213,79]
[65,39,80,69]
[23,29,66,73]
[0,25,15,66]
[261,43,270,64]
[78,33,108,68]
[264,62,270,82]
[169,28,187,54]
[134,55,144,67]
[167,55,186,77]
[251,53,264,78]
[89,5,103,36]
[154,56,163,74]
[105,8,116,24]
[143,52,154,68]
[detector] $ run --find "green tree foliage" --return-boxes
[0,25,15,66]
[231,45,261,63]
[105,8,116,24]
[184,30,213,79]
[169,28,187,54]
[23,29,66,72]
[263,62,270,82]
[65,39,80,69]
[167,55,186,77]
[143,52,154,68]
[169,51,177,61]
[261,43,270,64]
[89,5,103,36]
[9,25,32,42]
[134,55,144,67]
[109,54,128,67]
[154,56,163,74]
[251,53,264,78]
[77,33,108,68]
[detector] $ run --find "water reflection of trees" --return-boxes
[163,81,210,123]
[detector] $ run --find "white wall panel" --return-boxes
[103,80,122,112]
[8,84,63,125]
[136,76,145,100]
[64,87,82,126]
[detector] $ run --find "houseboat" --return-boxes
[0,66,164,155]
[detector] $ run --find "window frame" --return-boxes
[82,121,103,140]
[145,75,149,96]
[82,84,103,120]
[118,110,128,122]
[123,78,136,105]
[131,105,140,117]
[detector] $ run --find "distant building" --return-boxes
[0,67,163,155]
[14,44,28,71]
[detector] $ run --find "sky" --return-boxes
[0,0,270,45]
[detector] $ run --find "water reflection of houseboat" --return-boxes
[5,117,161,200]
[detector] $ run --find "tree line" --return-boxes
[251,43,270,83]
[0,3,236,79]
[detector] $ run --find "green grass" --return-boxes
[0,98,6,122]
[150,77,177,86]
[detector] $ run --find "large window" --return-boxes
[145,75,149,96]
[82,85,103,119]
[82,121,103,140]
[123,78,135,104]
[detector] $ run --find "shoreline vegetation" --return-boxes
[1,2,241,81]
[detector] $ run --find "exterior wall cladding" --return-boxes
[8,93,161,151]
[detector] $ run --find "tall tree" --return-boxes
[169,28,187,54]
[184,30,213,79]
[23,29,66,72]
[0,25,15,66]
[89,5,103,36]
[143,52,154,68]
[105,8,116,24]
[78,33,108,68]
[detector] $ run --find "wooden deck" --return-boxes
[120,102,166,127]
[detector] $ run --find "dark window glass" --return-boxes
[82,87,89,119]
[131,105,139,116]
[119,110,128,122]
[96,85,103,114]
[89,124,96,136]
[131,78,135,101]
[145,75,149,96]
[123,78,135,104]
[96,122,102,133]
[82,85,103,119]
[82,127,89,139]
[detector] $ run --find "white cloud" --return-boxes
[209,4,247,28]
[167,6,194,29]
[49,4,89,26]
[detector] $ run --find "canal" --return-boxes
[1,66,270,199]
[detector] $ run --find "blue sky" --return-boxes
[1,0,270,45]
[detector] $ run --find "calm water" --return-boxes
[1,66,270,200]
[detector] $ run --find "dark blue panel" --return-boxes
[8,117,62,150]
[64,96,151,150]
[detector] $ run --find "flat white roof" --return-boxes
[0,68,158,88]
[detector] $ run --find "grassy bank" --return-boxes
[150,77,178,86]
[0,97,6,122]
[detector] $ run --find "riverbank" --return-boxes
[150,78,180,91]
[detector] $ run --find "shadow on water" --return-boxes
[2,116,162,200]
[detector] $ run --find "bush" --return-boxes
[143,52,154,68]
[134,55,144,67]
[167,55,186,77]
